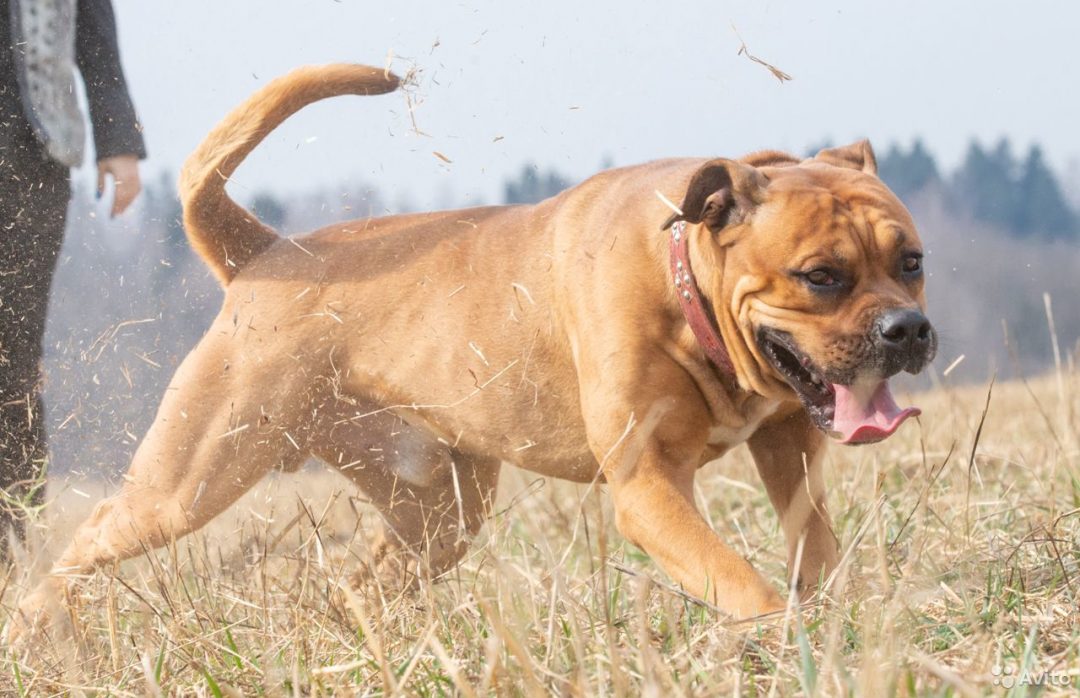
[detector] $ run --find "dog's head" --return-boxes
[664,140,936,444]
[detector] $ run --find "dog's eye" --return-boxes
[805,269,837,287]
[902,254,923,274]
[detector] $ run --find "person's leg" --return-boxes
[0,153,70,555]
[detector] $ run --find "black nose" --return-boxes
[875,308,935,375]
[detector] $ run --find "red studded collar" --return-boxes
[668,220,736,376]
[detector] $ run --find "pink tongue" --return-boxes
[831,380,920,445]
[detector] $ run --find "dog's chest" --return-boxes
[705,398,781,451]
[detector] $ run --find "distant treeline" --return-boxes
[503,164,572,206]
[879,139,1076,241]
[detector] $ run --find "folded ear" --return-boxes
[660,159,768,232]
[813,139,878,175]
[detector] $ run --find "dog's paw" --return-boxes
[4,590,52,649]
[4,578,74,649]
[758,593,788,617]
[731,588,787,623]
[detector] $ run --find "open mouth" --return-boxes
[758,329,836,427]
[757,328,920,445]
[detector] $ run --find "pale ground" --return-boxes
[1,371,1078,695]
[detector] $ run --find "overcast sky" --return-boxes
[96,0,1080,210]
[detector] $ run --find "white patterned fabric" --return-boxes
[9,0,86,166]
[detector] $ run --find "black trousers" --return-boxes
[0,146,70,551]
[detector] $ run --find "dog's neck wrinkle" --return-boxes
[729,283,798,400]
[687,226,762,394]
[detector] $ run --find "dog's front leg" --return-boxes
[610,459,785,618]
[747,410,839,592]
[584,389,784,620]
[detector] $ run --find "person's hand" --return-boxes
[96,155,142,217]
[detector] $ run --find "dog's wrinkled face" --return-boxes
[668,141,936,444]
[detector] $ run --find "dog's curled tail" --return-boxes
[179,64,400,285]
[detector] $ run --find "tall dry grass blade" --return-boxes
[476,596,546,698]
[105,573,120,674]
[1044,293,1065,404]
[340,585,397,695]
[909,651,980,698]
[140,650,164,698]
[964,378,994,537]
[429,634,479,698]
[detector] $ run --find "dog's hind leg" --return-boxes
[336,446,501,591]
[9,329,315,641]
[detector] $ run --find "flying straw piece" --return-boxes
[942,354,966,377]
[654,189,683,216]
[731,24,793,83]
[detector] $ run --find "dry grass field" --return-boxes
[1,368,1078,695]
